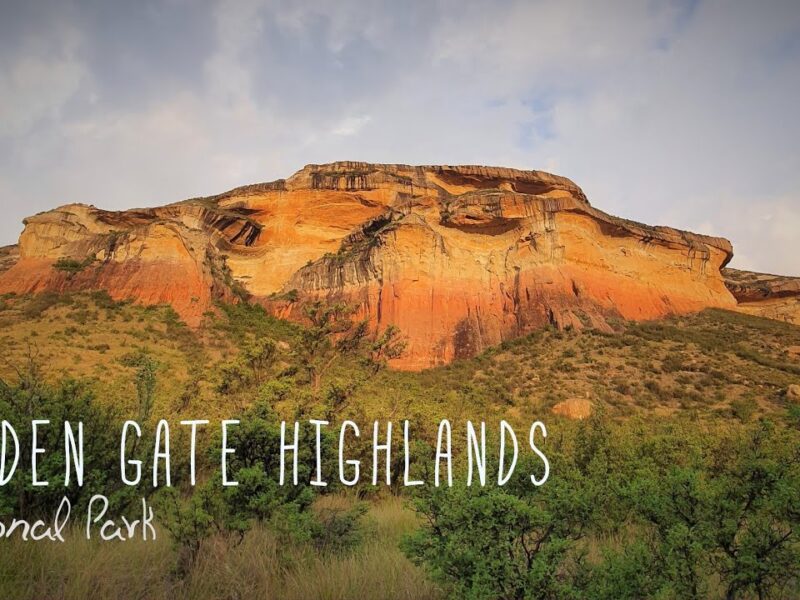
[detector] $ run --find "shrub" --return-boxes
[53,256,96,276]
[731,397,757,422]
[22,292,63,318]
[0,369,139,519]
[404,417,800,600]
[403,432,606,599]
[312,503,369,554]
[661,353,686,373]
[89,289,121,310]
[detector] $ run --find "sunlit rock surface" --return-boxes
[724,268,800,325]
[0,162,747,369]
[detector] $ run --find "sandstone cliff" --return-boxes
[0,162,741,369]
[723,268,800,325]
[0,244,18,275]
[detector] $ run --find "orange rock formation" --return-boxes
[0,162,742,369]
[723,268,800,325]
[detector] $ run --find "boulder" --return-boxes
[786,384,800,403]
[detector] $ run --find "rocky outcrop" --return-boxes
[0,203,252,324]
[0,245,18,275]
[272,163,736,368]
[0,162,740,368]
[787,384,800,404]
[723,268,800,325]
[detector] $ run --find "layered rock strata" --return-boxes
[0,162,740,368]
[723,268,800,325]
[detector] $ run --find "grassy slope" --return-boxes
[361,308,800,424]
[1,291,799,425]
[0,292,241,420]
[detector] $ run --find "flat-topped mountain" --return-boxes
[1,161,793,369]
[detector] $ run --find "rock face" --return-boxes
[0,244,18,275]
[0,203,245,324]
[0,162,740,369]
[723,268,800,325]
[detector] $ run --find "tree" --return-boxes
[403,451,601,600]
[627,466,714,599]
[707,421,800,600]
[134,355,157,423]
[242,337,277,385]
[217,337,278,394]
[0,372,137,519]
[296,301,407,395]
[623,419,800,600]
[297,301,354,392]
[366,324,406,373]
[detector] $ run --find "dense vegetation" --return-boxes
[404,415,800,599]
[0,291,799,599]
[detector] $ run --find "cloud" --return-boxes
[710,195,800,276]
[0,0,798,276]
[331,116,372,136]
[0,20,86,136]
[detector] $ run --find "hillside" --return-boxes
[1,291,797,425]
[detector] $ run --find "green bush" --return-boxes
[53,256,96,276]
[21,292,63,318]
[0,370,140,519]
[731,396,758,422]
[404,416,800,599]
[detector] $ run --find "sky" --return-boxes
[1,0,799,275]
